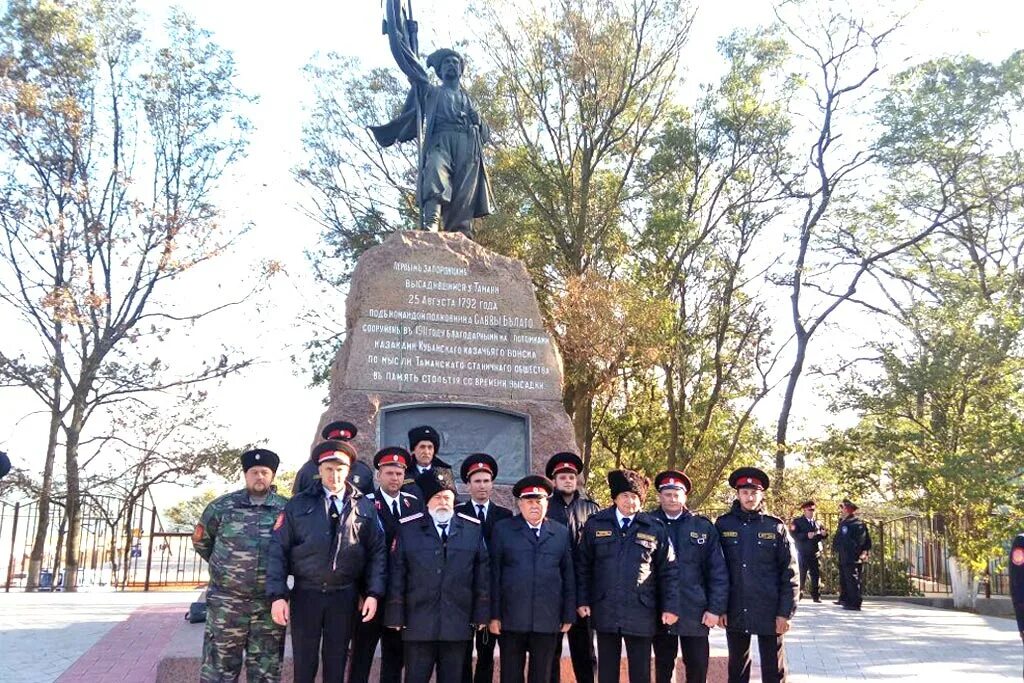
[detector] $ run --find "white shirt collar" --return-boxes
[471,499,490,513]
[615,508,633,526]
[379,489,400,508]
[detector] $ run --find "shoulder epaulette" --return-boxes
[400,491,419,499]
[457,512,481,524]
[399,512,424,524]
[403,478,417,485]
[366,492,376,500]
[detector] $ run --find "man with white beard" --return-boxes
[385,467,490,683]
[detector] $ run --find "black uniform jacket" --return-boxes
[715,501,799,635]
[651,508,729,636]
[489,516,576,633]
[548,490,600,548]
[384,511,490,641]
[400,459,453,500]
[266,483,387,600]
[1010,533,1024,633]
[455,500,513,543]
[367,488,423,547]
[833,515,872,565]
[790,515,828,557]
[576,507,679,637]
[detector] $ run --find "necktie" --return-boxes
[621,517,631,532]
[438,522,449,544]
[535,526,541,538]
[392,499,400,518]
[476,504,486,522]
[329,494,340,529]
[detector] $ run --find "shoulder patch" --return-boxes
[1012,547,1024,566]
[595,529,613,538]
[192,523,205,543]
[272,512,285,531]
[400,512,424,524]
[637,532,656,542]
[721,530,738,538]
[759,531,777,540]
[457,512,481,524]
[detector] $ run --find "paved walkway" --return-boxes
[0,594,1019,682]
[0,590,199,683]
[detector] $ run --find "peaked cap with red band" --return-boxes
[654,469,692,493]
[513,474,554,499]
[311,440,356,465]
[545,451,584,479]
[728,466,770,491]
[321,420,358,442]
[374,446,411,470]
[460,452,498,483]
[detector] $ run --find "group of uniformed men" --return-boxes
[194,419,823,683]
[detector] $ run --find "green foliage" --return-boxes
[166,489,218,531]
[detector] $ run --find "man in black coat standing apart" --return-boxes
[832,499,871,611]
[1010,532,1024,677]
[715,467,799,683]
[267,440,387,683]
[577,469,679,683]
[456,453,512,683]
[650,470,728,683]
[385,467,490,683]
[349,446,423,683]
[544,451,600,683]
[790,501,827,603]
[489,475,575,683]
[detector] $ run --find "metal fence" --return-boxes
[0,493,1012,595]
[697,507,1010,597]
[0,495,207,592]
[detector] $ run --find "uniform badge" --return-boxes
[637,532,656,542]
[595,530,613,538]
[690,531,707,545]
[721,531,738,538]
[192,523,205,543]
[758,532,776,540]
[272,512,285,531]
[1012,547,1024,566]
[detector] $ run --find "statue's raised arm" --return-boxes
[369,0,494,238]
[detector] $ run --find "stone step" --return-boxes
[157,616,731,682]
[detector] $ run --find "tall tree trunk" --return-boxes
[26,333,63,591]
[948,557,975,610]
[774,329,809,492]
[664,363,679,469]
[63,413,85,592]
[26,410,61,590]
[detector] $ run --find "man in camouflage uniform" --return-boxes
[193,448,289,682]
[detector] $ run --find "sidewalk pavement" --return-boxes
[0,593,1020,682]
[0,590,199,683]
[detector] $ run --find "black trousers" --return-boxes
[595,632,652,683]
[652,633,710,683]
[550,616,595,683]
[462,627,497,683]
[725,631,787,683]
[404,640,469,683]
[290,587,358,683]
[798,552,821,599]
[350,610,404,683]
[839,562,863,609]
[499,631,559,683]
